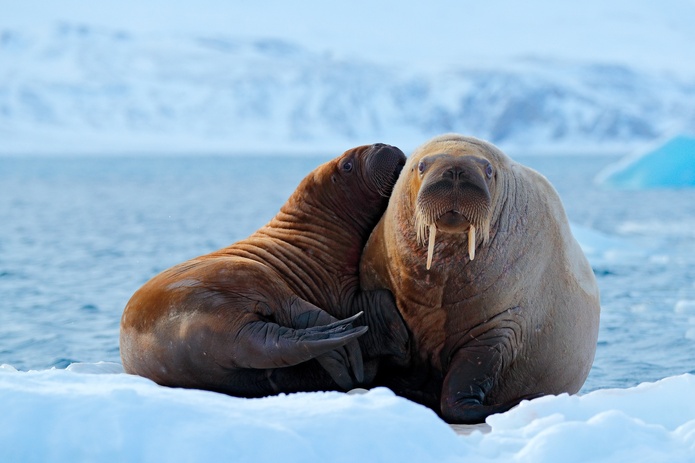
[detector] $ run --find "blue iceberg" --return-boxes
[596,135,695,189]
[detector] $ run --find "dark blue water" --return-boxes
[1,154,694,392]
[0,156,329,370]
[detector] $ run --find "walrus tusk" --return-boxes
[426,224,436,270]
[468,225,476,261]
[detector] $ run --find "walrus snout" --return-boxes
[431,157,491,195]
[416,156,491,234]
[414,154,493,268]
[442,164,477,181]
[365,143,406,197]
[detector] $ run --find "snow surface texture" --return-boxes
[1,364,694,463]
[1,0,695,155]
[596,135,695,189]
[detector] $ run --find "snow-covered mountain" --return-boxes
[1,1,694,155]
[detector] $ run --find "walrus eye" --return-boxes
[342,161,353,172]
[418,161,426,174]
[486,163,494,178]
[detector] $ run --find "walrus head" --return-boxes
[333,143,406,199]
[407,135,500,270]
[321,143,406,232]
[282,143,405,248]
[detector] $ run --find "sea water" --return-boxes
[1,154,694,392]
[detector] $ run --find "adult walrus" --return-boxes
[360,134,600,424]
[120,143,409,397]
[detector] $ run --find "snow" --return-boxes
[1,363,694,462]
[596,135,695,189]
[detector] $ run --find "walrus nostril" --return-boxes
[443,167,471,181]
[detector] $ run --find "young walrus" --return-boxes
[120,144,409,396]
[360,134,600,423]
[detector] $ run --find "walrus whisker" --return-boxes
[379,168,403,197]
[415,200,446,247]
[377,178,398,197]
[468,225,476,261]
[426,224,437,270]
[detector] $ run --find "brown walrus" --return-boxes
[360,134,600,424]
[120,143,409,397]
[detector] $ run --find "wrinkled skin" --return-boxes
[120,144,410,397]
[361,134,600,423]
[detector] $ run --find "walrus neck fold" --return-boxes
[267,207,362,266]
[245,195,380,307]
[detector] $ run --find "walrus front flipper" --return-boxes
[283,300,367,390]
[440,337,527,424]
[235,315,367,371]
[296,313,367,390]
[314,325,365,390]
[354,289,411,366]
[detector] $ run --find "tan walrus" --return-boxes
[360,134,600,423]
[120,143,409,397]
